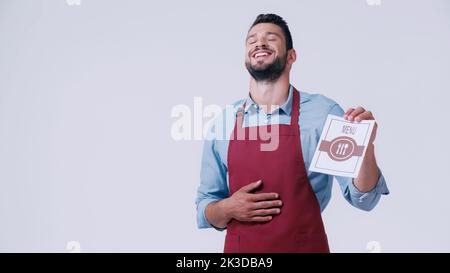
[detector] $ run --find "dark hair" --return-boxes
[250,14,293,50]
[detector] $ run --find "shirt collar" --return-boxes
[244,85,302,115]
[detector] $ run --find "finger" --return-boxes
[251,208,281,217]
[249,192,279,202]
[238,180,262,193]
[343,108,354,119]
[250,216,273,222]
[354,111,374,122]
[252,200,283,209]
[347,107,365,121]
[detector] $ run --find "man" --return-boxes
[196,14,389,253]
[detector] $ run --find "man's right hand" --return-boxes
[205,180,282,229]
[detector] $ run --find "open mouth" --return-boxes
[251,49,274,60]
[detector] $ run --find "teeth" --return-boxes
[255,52,269,58]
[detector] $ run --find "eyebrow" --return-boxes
[246,31,283,42]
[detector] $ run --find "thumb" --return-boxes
[239,180,262,193]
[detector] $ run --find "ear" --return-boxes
[287,48,297,65]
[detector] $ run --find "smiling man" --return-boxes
[195,14,389,253]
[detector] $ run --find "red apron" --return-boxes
[224,88,330,253]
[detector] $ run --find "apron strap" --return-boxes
[290,88,300,128]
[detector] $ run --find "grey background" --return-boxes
[0,0,449,252]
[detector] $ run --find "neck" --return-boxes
[249,73,290,113]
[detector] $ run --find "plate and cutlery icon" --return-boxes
[336,142,349,156]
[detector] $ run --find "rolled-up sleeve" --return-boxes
[336,167,389,211]
[195,136,229,229]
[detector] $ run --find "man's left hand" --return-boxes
[344,106,378,144]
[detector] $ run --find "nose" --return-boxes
[255,36,268,48]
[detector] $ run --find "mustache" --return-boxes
[250,46,275,56]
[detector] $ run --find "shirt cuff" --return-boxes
[349,167,390,203]
[196,198,226,231]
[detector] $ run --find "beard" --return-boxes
[245,52,287,82]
